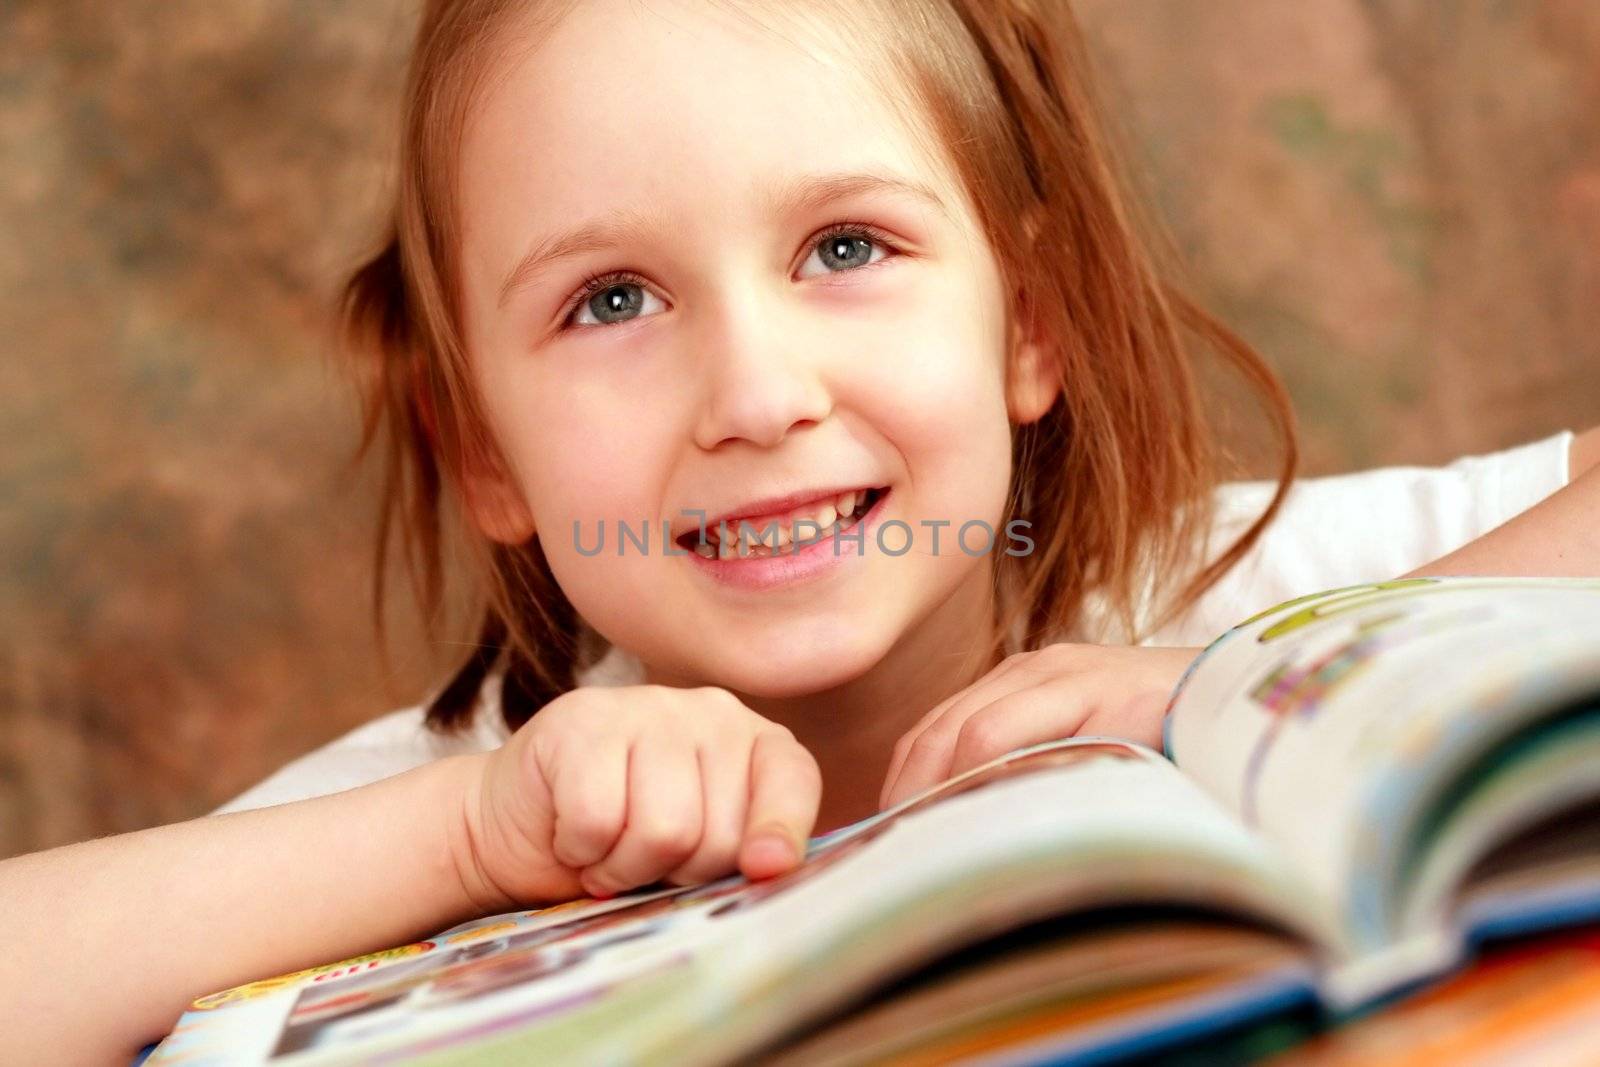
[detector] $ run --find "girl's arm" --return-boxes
[1,753,488,1065]
[1403,425,1600,578]
[1,682,818,1066]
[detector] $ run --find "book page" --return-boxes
[147,740,1326,1066]
[1166,577,1600,958]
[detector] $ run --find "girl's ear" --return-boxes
[1005,209,1061,426]
[412,377,537,544]
[1004,299,1056,428]
[1006,286,1060,426]
[462,445,538,545]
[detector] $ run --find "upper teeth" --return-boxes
[702,489,871,554]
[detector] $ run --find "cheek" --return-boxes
[852,294,1014,524]
[522,409,673,638]
[483,369,676,566]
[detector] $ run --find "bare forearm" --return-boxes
[1405,427,1600,578]
[1572,425,1600,478]
[0,752,489,1065]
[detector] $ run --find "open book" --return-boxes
[147,576,1600,1065]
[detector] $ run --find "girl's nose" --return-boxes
[691,287,834,451]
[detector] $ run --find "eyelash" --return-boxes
[559,219,902,329]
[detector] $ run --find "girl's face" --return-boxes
[455,0,1055,697]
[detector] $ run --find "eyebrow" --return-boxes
[496,172,953,311]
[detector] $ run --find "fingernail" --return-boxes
[744,829,796,875]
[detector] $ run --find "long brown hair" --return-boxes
[337,0,1297,735]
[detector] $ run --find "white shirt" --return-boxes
[212,430,1575,815]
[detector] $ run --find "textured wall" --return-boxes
[1080,0,1600,471]
[0,0,436,855]
[2,1,1596,855]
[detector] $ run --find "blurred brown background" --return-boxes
[2,1,1596,856]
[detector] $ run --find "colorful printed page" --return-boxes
[1165,576,1600,990]
[148,740,1324,1065]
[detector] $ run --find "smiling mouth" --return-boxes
[676,486,888,560]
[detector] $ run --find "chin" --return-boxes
[703,632,888,699]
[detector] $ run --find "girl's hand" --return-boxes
[877,645,1200,810]
[453,685,823,911]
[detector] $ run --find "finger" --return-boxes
[878,653,1035,797]
[878,647,1072,797]
[880,668,1046,811]
[879,697,961,809]
[582,739,704,897]
[662,744,748,886]
[738,731,823,881]
[547,728,631,870]
[1076,689,1170,749]
[945,687,1092,778]
[882,708,984,811]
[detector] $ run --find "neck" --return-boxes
[735,563,1005,835]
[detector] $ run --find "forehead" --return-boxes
[457,0,973,275]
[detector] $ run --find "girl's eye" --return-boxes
[797,223,895,281]
[560,222,898,330]
[566,271,665,329]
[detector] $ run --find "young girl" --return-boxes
[5,1,1596,1062]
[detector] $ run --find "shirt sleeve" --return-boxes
[1143,429,1575,647]
[209,703,508,815]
